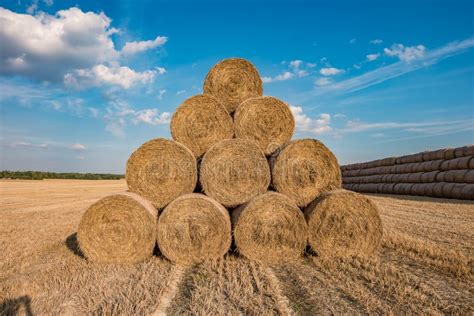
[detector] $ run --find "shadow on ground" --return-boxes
[0,296,33,316]
[65,233,84,258]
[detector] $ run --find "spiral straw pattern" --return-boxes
[203,58,263,113]
[77,192,157,264]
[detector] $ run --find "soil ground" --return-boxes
[1,180,472,315]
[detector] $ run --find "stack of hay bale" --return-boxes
[77,58,383,265]
[342,146,474,200]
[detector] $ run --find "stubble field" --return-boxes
[0,179,472,315]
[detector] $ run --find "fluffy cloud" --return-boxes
[121,36,168,55]
[263,59,312,83]
[71,143,86,150]
[11,141,48,149]
[366,53,380,61]
[290,106,332,135]
[320,67,344,76]
[0,7,167,84]
[384,44,426,62]
[104,99,170,137]
[0,7,119,81]
[64,63,160,89]
[133,109,171,125]
[370,39,383,44]
[314,77,332,86]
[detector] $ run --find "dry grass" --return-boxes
[1,180,472,314]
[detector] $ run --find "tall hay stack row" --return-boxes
[342,146,474,200]
[77,58,383,265]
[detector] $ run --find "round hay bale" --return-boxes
[200,138,270,207]
[424,183,435,197]
[156,193,231,264]
[170,94,233,158]
[234,96,295,155]
[457,156,472,169]
[433,183,445,198]
[460,184,474,200]
[232,192,307,262]
[407,172,422,183]
[271,139,341,207]
[444,148,455,160]
[126,138,197,209]
[77,192,157,264]
[463,145,474,156]
[442,183,455,198]
[464,170,474,183]
[420,171,439,183]
[304,190,383,258]
[451,183,465,199]
[203,58,263,113]
[454,146,465,158]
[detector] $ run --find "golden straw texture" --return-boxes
[200,138,270,207]
[126,138,197,209]
[203,58,263,113]
[77,192,157,264]
[232,192,308,263]
[234,96,295,155]
[304,189,383,258]
[156,193,231,264]
[271,139,341,207]
[170,94,234,157]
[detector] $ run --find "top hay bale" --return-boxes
[171,94,233,157]
[200,138,270,207]
[126,138,197,209]
[203,58,263,113]
[234,96,295,155]
[271,139,341,207]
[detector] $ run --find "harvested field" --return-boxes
[1,180,473,314]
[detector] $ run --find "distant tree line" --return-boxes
[1,170,124,180]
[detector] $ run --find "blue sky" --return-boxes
[0,0,473,173]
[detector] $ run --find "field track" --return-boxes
[1,180,472,314]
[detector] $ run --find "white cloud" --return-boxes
[370,39,383,45]
[11,141,48,149]
[384,43,426,62]
[343,119,471,132]
[290,106,332,135]
[289,60,303,69]
[366,53,380,61]
[263,59,312,83]
[64,63,160,89]
[0,7,167,84]
[121,36,168,55]
[157,89,166,100]
[26,0,38,14]
[176,90,186,95]
[262,71,294,83]
[104,98,170,137]
[349,38,357,44]
[133,109,171,126]
[310,37,474,95]
[71,143,86,150]
[156,67,166,75]
[320,67,344,76]
[0,7,119,81]
[314,77,332,86]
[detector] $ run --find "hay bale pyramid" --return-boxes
[77,58,383,264]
